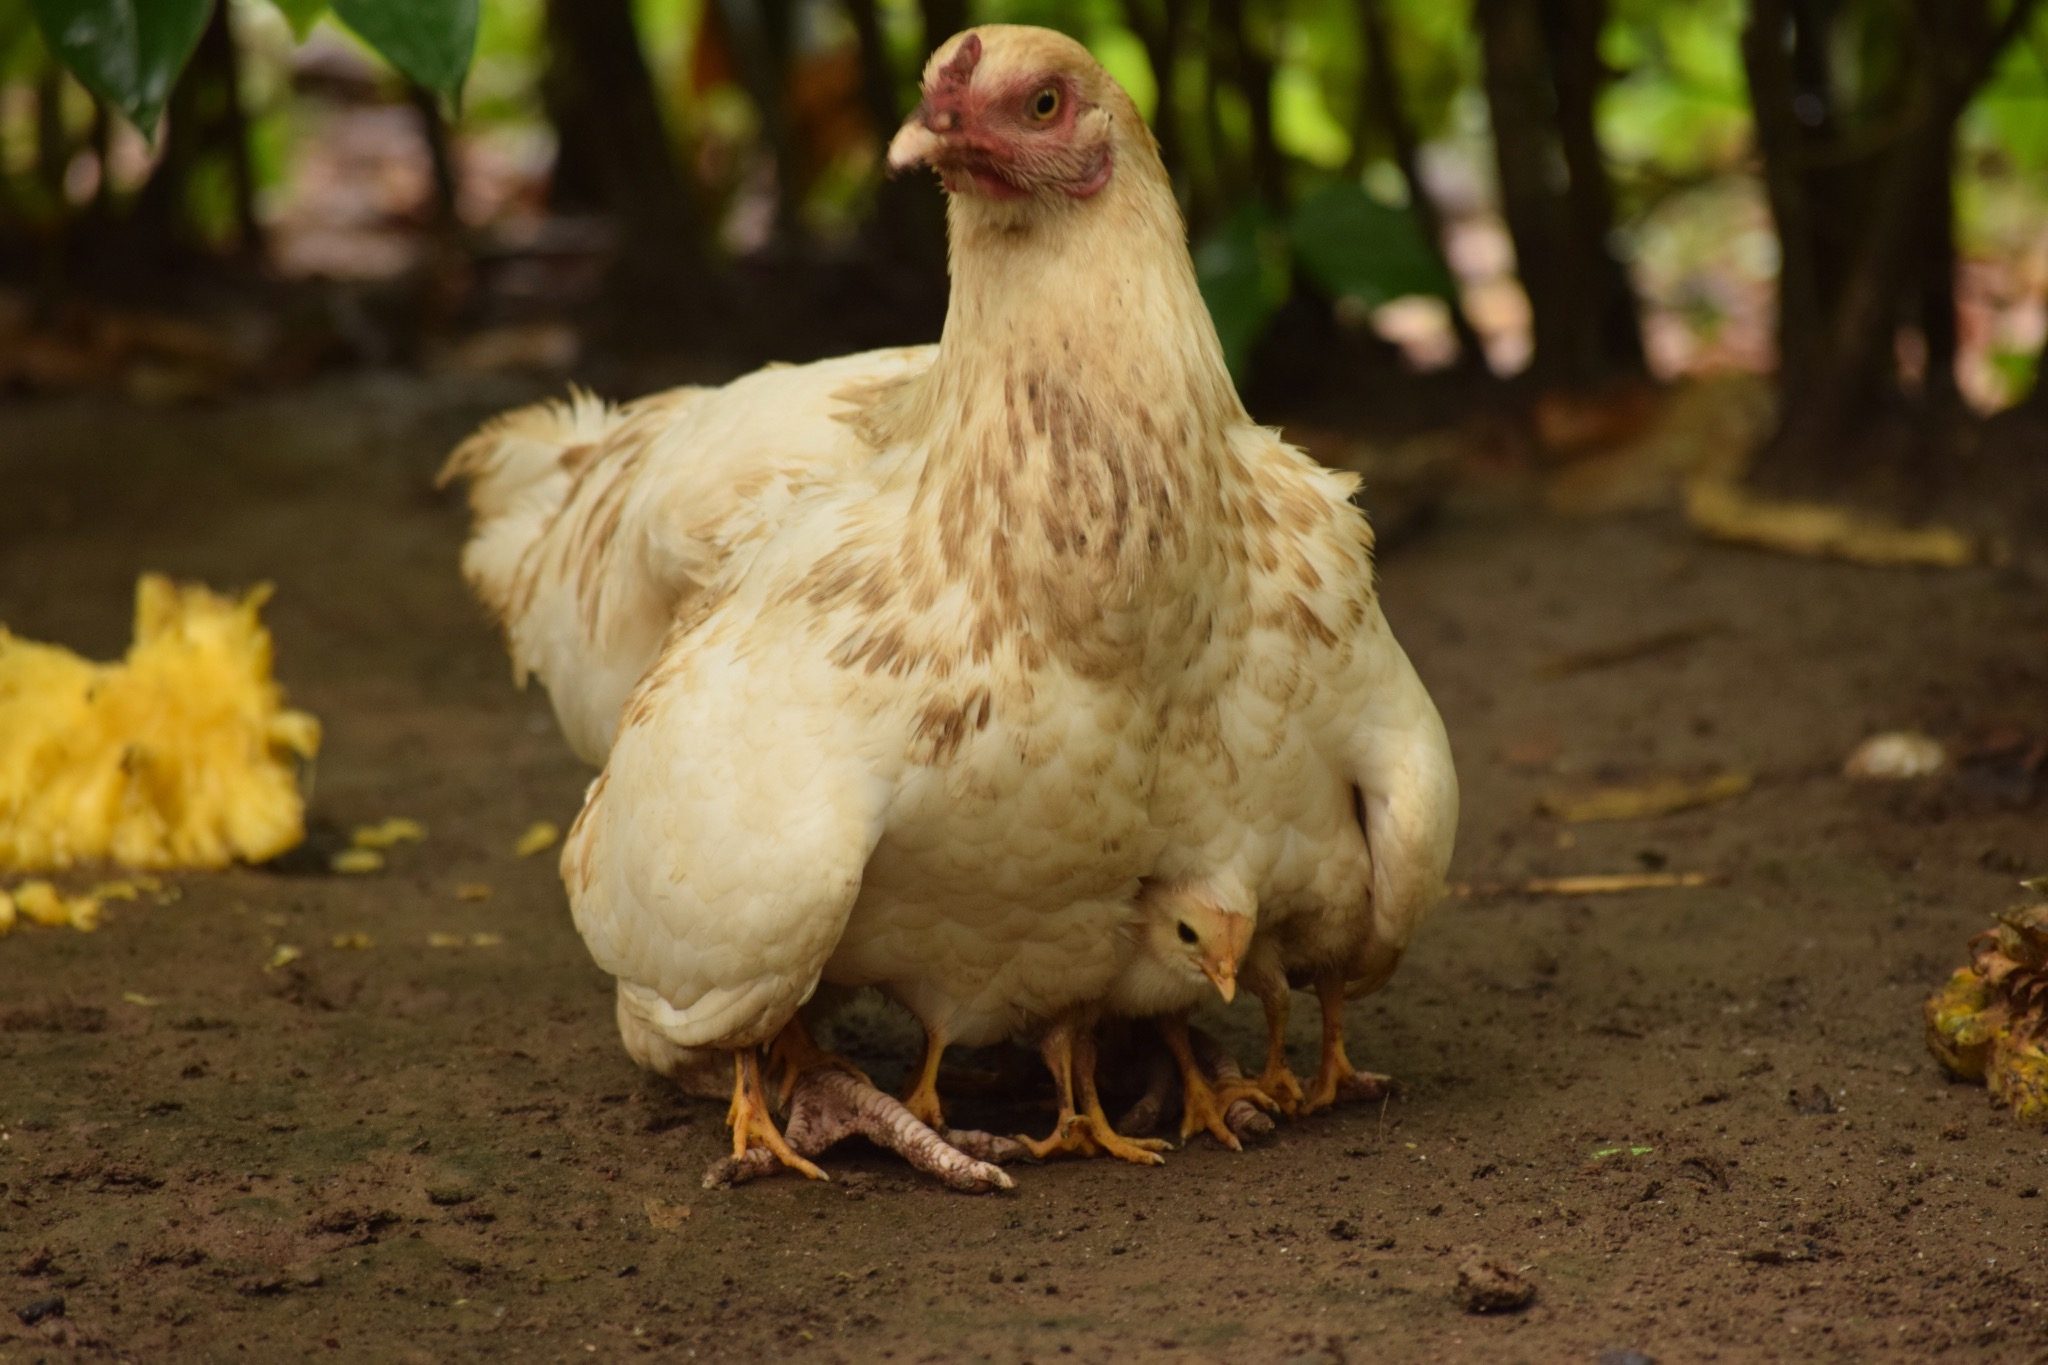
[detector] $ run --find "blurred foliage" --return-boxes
[19,0,475,136]
[0,0,2043,417]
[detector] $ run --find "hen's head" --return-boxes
[886,26,1148,213]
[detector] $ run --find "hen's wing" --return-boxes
[561,622,890,1052]
[439,346,933,762]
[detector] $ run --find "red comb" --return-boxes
[932,33,981,94]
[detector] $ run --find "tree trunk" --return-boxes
[1475,0,1575,384]
[1358,0,1490,374]
[126,2,259,259]
[543,0,707,308]
[1759,0,2041,476]
[1541,0,1642,375]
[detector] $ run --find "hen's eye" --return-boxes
[1030,87,1061,121]
[1176,922,1198,945]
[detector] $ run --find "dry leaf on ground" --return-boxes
[1539,772,1752,822]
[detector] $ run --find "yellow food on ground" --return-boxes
[0,575,320,872]
[0,889,14,936]
[330,848,385,874]
[351,818,425,850]
[14,880,70,927]
[331,931,375,950]
[454,883,491,901]
[469,932,504,948]
[265,944,303,971]
[514,821,559,857]
[427,931,467,948]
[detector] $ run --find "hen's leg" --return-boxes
[725,1049,826,1182]
[902,1023,948,1130]
[1018,1020,1168,1166]
[709,1069,1022,1193]
[1238,976,1306,1115]
[1160,1015,1243,1151]
[1302,974,1394,1113]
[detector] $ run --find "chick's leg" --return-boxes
[1239,973,1307,1115]
[726,1048,826,1182]
[1160,1015,1242,1151]
[1017,1020,1168,1166]
[1303,974,1394,1113]
[902,1023,947,1130]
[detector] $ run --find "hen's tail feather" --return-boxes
[436,388,618,636]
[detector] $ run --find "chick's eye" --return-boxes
[1029,87,1061,121]
[1176,922,1198,945]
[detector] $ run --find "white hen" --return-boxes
[445,24,1458,1185]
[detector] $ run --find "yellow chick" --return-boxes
[0,575,320,871]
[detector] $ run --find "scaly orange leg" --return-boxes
[1241,979,1306,1115]
[902,1023,947,1131]
[1302,974,1393,1113]
[727,1048,826,1181]
[1160,1016,1241,1151]
[1018,1021,1168,1166]
[767,1013,870,1106]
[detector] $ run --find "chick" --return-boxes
[0,575,319,872]
[1107,877,1261,1149]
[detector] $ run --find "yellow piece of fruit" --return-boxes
[265,944,302,971]
[0,576,320,872]
[330,932,374,950]
[122,992,161,1007]
[514,821,559,858]
[454,883,491,902]
[1988,1033,2048,1126]
[91,880,142,902]
[330,848,384,875]
[14,881,69,927]
[351,818,426,850]
[427,932,466,949]
[469,932,504,948]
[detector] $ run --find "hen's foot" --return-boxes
[1017,1112,1169,1166]
[724,1050,826,1183]
[1160,1016,1250,1151]
[1185,1025,1278,1145]
[707,1067,1016,1193]
[1301,975,1395,1114]
[1303,1061,1396,1113]
[1226,1062,1303,1116]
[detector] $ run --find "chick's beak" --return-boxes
[1201,957,1238,1005]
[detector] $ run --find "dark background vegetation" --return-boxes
[4,0,2047,516]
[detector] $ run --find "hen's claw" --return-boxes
[1301,974,1397,1114]
[1186,1025,1277,1145]
[725,1049,826,1183]
[706,1066,1015,1193]
[1017,1114,1169,1166]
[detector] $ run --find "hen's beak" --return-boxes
[1201,957,1238,1005]
[887,117,944,176]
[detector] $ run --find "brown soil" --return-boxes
[3,377,2046,1363]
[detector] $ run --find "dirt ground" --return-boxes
[2,375,2045,1364]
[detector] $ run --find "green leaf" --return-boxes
[331,0,476,101]
[270,0,329,41]
[1195,201,1291,380]
[1288,179,1454,308]
[26,0,211,136]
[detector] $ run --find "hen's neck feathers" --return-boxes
[849,127,1249,644]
